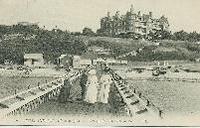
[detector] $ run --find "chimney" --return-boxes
[115,11,120,17]
[107,12,110,17]
[149,12,153,18]
[130,4,134,13]
[138,11,141,16]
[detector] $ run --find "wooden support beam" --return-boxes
[47,84,53,88]
[126,94,135,98]
[123,90,130,94]
[16,95,25,101]
[0,103,9,108]
[52,82,58,86]
[130,100,139,105]
[39,88,46,91]
[120,87,127,91]
[29,91,36,95]
[136,108,148,114]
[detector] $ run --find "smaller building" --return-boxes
[73,56,81,69]
[24,53,45,68]
[93,58,106,65]
[57,54,73,68]
[88,46,111,55]
[73,55,92,69]
[105,58,128,65]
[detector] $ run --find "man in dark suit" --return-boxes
[80,71,88,100]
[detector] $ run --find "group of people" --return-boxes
[59,68,113,104]
[81,69,113,104]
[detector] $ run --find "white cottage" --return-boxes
[24,53,45,68]
[72,55,92,69]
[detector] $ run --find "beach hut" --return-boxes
[24,53,45,68]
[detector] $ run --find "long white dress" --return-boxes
[98,74,112,104]
[84,70,98,104]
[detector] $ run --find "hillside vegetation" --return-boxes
[0,24,86,64]
[0,24,200,64]
[81,36,200,61]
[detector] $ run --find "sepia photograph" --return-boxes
[0,0,200,127]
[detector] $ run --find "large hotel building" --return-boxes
[97,5,170,38]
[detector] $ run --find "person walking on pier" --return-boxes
[98,70,112,104]
[58,79,72,103]
[84,69,98,104]
[80,71,88,100]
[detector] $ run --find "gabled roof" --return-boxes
[24,53,43,59]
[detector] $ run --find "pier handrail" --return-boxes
[0,70,79,104]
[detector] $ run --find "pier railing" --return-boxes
[0,69,84,118]
[108,68,163,121]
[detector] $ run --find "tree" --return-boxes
[82,27,95,36]
[160,30,172,40]
[71,32,82,36]
[187,31,200,42]
[0,24,87,64]
[172,30,189,41]
[147,30,172,41]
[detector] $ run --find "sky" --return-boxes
[0,0,200,33]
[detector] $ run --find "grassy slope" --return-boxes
[80,36,199,61]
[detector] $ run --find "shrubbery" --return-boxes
[1,24,200,64]
[0,25,87,64]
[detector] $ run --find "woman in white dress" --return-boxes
[84,69,98,104]
[98,73,112,104]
